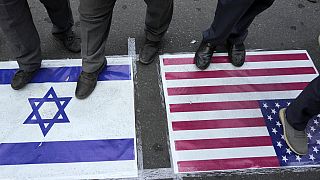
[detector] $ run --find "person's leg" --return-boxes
[40,0,80,53]
[139,0,173,64]
[202,0,255,45]
[286,76,320,131]
[228,0,275,45]
[226,0,274,67]
[280,76,320,155]
[195,0,255,70]
[0,0,41,90]
[76,0,116,99]
[0,0,41,72]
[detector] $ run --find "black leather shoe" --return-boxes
[75,60,107,99]
[226,42,246,67]
[53,28,81,53]
[139,39,160,65]
[194,41,215,70]
[11,69,38,90]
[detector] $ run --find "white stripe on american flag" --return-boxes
[175,146,276,161]
[166,74,316,88]
[160,50,319,173]
[167,90,302,104]
[172,126,268,140]
[170,109,262,122]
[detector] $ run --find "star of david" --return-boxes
[24,87,72,136]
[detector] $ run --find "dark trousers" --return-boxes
[203,0,274,46]
[0,0,74,72]
[79,0,173,73]
[286,76,320,131]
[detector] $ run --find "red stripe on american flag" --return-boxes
[167,82,309,96]
[170,100,259,113]
[163,53,309,65]
[165,67,316,80]
[175,136,273,150]
[172,118,266,131]
[178,156,280,172]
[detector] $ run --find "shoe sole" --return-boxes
[279,108,307,155]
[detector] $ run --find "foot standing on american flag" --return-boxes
[0,0,81,90]
[194,0,275,70]
[279,76,320,155]
[76,0,173,99]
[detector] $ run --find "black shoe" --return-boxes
[11,69,38,90]
[194,41,215,70]
[75,60,107,99]
[226,42,246,67]
[139,39,160,65]
[53,28,81,53]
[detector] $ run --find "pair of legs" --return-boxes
[280,76,320,155]
[78,0,173,73]
[75,0,173,99]
[194,0,274,69]
[0,0,80,90]
[0,0,75,72]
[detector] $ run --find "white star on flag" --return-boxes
[296,155,302,162]
[272,128,278,134]
[287,102,291,106]
[281,134,285,140]
[277,141,283,148]
[271,109,277,115]
[282,156,288,163]
[307,133,313,140]
[317,114,320,118]
[310,126,316,132]
[314,119,319,125]
[317,140,320,145]
[313,147,319,154]
[275,103,280,108]
[276,121,282,127]
[286,148,292,155]
[267,115,273,121]
[263,103,268,109]
[309,154,316,161]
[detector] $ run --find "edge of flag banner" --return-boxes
[159,50,320,174]
[0,56,138,179]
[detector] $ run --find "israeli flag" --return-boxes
[0,57,138,179]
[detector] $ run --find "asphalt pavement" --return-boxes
[0,0,320,179]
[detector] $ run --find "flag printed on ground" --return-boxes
[0,57,137,179]
[159,50,320,173]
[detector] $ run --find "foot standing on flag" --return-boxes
[279,76,320,155]
[194,0,274,70]
[76,0,173,99]
[0,0,81,90]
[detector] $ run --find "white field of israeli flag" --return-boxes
[0,57,137,179]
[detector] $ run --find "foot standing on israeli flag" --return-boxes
[194,0,274,70]
[76,0,173,99]
[0,0,81,90]
[279,76,320,155]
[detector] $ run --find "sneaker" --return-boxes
[11,69,38,90]
[279,108,308,155]
[53,28,81,53]
[75,60,107,99]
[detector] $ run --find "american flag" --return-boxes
[159,50,319,173]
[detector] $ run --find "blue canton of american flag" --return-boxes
[259,99,320,166]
